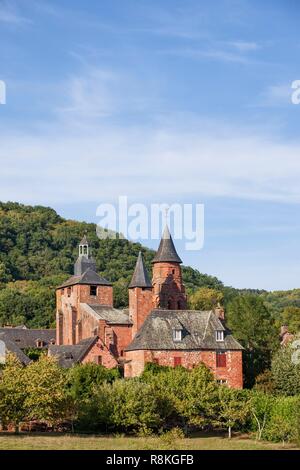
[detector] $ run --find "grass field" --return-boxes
[0,433,298,450]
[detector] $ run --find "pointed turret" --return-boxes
[129,252,152,289]
[152,225,182,264]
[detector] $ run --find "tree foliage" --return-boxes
[226,294,278,387]
[188,287,223,311]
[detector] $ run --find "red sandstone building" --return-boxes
[49,229,244,388]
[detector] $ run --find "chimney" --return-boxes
[214,303,225,321]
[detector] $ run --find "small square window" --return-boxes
[90,285,97,296]
[216,330,224,342]
[173,329,182,342]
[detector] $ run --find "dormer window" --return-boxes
[36,339,44,348]
[90,285,97,296]
[173,329,182,342]
[216,330,224,342]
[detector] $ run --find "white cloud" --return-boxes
[1,116,300,205]
[227,40,259,52]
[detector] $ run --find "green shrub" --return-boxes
[108,379,161,434]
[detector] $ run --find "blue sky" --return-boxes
[1,0,300,290]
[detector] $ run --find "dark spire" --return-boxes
[152,225,182,264]
[129,252,152,289]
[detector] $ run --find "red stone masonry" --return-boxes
[152,262,187,310]
[124,349,243,389]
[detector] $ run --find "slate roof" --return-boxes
[79,235,89,245]
[58,268,112,288]
[48,337,97,368]
[152,225,182,264]
[129,252,152,289]
[81,303,132,325]
[74,255,97,276]
[125,309,243,351]
[0,328,56,349]
[0,333,31,365]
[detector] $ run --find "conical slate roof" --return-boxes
[152,225,182,264]
[129,252,152,288]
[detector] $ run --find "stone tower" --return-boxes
[152,225,187,310]
[128,252,153,338]
[56,236,113,345]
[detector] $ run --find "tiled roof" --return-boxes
[129,252,152,289]
[152,225,182,264]
[125,309,243,351]
[0,333,31,365]
[58,268,112,288]
[0,328,56,349]
[82,303,132,325]
[48,337,97,368]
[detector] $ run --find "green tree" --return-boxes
[250,391,274,440]
[280,306,300,334]
[271,342,300,396]
[226,294,278,387]
[23,355,69,426]
[67,363,120,401]
[215,387,250,439]
[188,287,223,310]
[108,379,161,433]
[0,354,27,431]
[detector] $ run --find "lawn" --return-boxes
[0,433,297,450]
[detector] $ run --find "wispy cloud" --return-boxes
[256,83,293,107]
[227,40,259,52]
[0,1,31,25]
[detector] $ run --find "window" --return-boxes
[172,269,175,275]
[217,379,227,385]
[216,351,227,368]
[174,357,182,367]
[90,285,97,296]
[36,340,44,348]
[61,288,64,294]
[216,330,224,342]
[67,287,71,297]
[94,355,102,365]
[173,329,182,342]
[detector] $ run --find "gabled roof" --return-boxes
[81,303,132,325]
[125,309,243,351]
[0,328,56,349]
[129,252,152,289]
[58,268,112,288]
[0,333,31,365]
[48,336,97,368]
[152,225,182,264]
